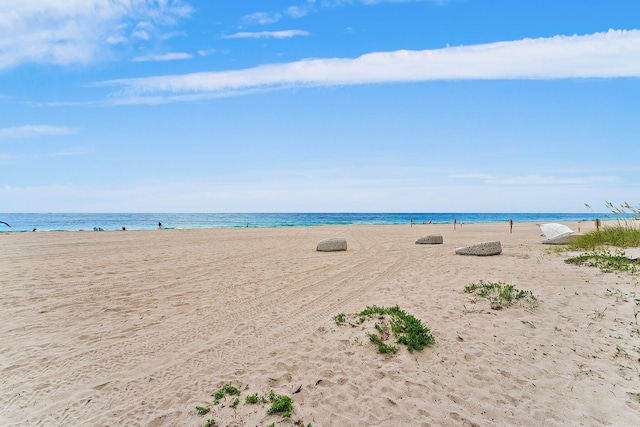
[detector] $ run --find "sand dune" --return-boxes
[1,222,639,426]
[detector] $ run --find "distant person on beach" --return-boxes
[158,222,162,229]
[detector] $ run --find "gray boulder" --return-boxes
[455,241,502,256]
[415,234,443,244]
[316,238,347,252]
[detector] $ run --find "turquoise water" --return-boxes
[0,212,599,232]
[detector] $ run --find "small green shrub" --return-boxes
[333,313,346,325]
[334,305,434,354]
[267,391,293,418]
[221,383,240,396]
[367,332,398,354]
[464,281,536,310]
[565,248,638,274]
[195,406,210,416]
[204,419,216,427]
[213,383,241,404]
[245,392,259,404]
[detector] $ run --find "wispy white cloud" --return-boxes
[98,29,640,104]
[241,12,282,26]
[161,31,187,40]
[276,0,446,22]
[285,6,311,19]
[263,0,438,24]
[51,147,92,157]
[452,173,619,186]
[197,49,217,57]
[0,125,77,139]
[223,30,310,39]
[0,0,193,70]
[132,52,193,62]
[486,175,620,186]
[450,173,496,180]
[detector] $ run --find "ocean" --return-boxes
[0,212,600,232]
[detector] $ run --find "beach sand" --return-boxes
[2,222,639,426]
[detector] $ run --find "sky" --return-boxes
[1,0,639,213]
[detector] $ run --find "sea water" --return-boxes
[0,212,600,232]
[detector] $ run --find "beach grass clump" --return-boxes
[196,384,308,425]
[571,227,640,250]
[213,383,241,404]
[267,390,293,418]
[195,406,211,416]
[464,281,536,310]
[336,305,434,353]
[367,332,399,354]
[333,313,346,325]
[572,202,640,250]
[245,392,259,404]
[204,419,217,427]
[565,248,639,274]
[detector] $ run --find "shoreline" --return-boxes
[0,217,601,234]
[2,222,638,426]
[0,212,602,233]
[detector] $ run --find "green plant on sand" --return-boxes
[245,392,259,404]
[195,406,211,416]
[571,202,640,250]
[267,390,293,418]
[565,248,638,274]
[213,383,241,404]
[335,305,434,354]
[464,281,536,310]
[333,313,346,325]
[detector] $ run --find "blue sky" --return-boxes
[1,0,639,213]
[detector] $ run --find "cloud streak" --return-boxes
[223,30,310,39]
[0,125,77,139]
[132,52,193,62]
[98,29,640,103]
[452,173,619,186]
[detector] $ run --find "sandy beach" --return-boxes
[1,221,639,426]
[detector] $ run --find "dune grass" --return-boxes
[566,202,640,274]
[571,202,640,250]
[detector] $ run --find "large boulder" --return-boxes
[415,234,443,244]
[455,241,502,256]
[316,238,347,252]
